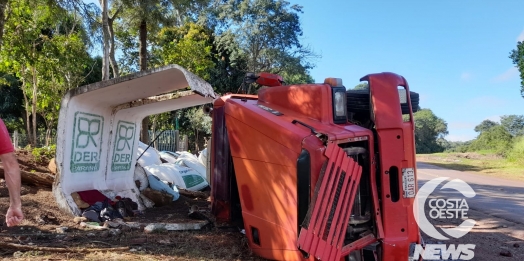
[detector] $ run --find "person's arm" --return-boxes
[0,152,23,226]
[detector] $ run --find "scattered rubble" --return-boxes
[143,221,208,233]
[141,188,173,206]
[55,227,68,234]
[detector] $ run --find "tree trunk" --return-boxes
[19,66,32,146]
[139,19,149,143]
[22,86,32,147]
[152,116,158,149]
[45,126,52,146]
[141,117,149,144]
[100,0,110,80]
[0,166,55,187]
[31,66,37,147]
[139,19,147,71]
[194,129,199,152]
[108,15,120,78]
[0,0,9,50]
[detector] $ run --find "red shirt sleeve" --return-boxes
[0,119,14,155]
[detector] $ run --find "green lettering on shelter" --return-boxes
[111,120,136,171]
[70,112,104,173]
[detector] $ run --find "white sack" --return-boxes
[144,163,208,191]
[159,151,179,164]
[136,141,162,167]
[176,151,198,161]
[174,157,206,181]
[133,164,149,191]
[198,148,208,167]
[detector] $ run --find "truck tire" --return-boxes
[346,90,420,114]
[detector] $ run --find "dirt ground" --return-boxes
[0,186,262,260]
[0,150,263,260]
[421,202,524,260]
[1,151,523,260]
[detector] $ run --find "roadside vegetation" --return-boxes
[415,114,524,181]
[0,0,316,152]
[417,152,524,181]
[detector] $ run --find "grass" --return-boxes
[416,152,524,182]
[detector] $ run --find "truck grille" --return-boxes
[297,143,363,261]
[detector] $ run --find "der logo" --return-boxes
[70,112,104,173]
[111,121,136,171]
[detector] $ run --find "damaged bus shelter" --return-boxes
[53,64,216,216]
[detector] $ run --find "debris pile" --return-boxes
[137,141,209,194]
[64,142,211,235]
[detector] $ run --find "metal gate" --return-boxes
[148,130,187,152]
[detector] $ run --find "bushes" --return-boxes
[30,145,56,163]
[449,126,524,166]
[506,137,524,164]
[468,125,513,156]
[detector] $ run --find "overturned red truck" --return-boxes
[209,72,421,261]
[53,65,421,261]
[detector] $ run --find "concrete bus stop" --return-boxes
[53,64,216,216]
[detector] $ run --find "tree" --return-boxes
[213,0,316,93]
[0,0,10,50]
[411,109,449,154]
[155,23,215,80]
[0,73,24,131]
[500,115,524,137]
[0,0,91,145]
[279,71,314,85]
[206,30,247,94]
[469,125,513,155]
[353,83,368,90]
[474,119,499,133]
[115,0,208,72]
[1,0,59,145]
[184,106,211,152]
[114,0,208,142]
[116,0,171,142]
[509,41,524,98]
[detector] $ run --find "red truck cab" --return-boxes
[210,72,421,261]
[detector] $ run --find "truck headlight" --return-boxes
[332,87,347,123]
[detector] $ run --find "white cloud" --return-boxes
[518,29,524,42]
[460,72,472,81]
[493,67,519,82]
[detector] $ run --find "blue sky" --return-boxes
[297,1,524,141]
[85,1,523,141]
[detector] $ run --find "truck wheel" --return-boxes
[346,90,420,114]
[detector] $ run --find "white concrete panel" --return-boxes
[53,65,216,215]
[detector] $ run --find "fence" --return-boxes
[147,130,188,152]
[10,131,57,149]
[9,130,188,152]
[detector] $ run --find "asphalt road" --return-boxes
[416,162,524,224]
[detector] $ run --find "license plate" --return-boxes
[402,168,416,198]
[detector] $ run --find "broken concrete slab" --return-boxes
[143,221,208,233]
